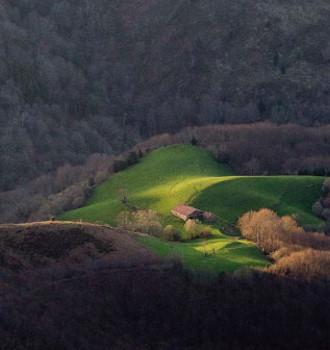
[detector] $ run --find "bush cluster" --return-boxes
[117,211,215,241]
[116,210,164,237]
[184,219,213,240]
[117,210,184,241]
[162,225,181,241]
[238,208,330,280]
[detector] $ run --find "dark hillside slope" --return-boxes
[0,223,328,349]
[0,222,160,272]
[0,0,330,190]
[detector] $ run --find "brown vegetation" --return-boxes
[116,210,164,237]
[184,219,212,240]
[268,249,330,281]
[162,225,181,241]
[238,209,330,280]
[116,210,212,241]
[0,151,141,224]
[136,123,330,176]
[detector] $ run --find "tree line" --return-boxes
[238,208,330,279]
[1,123,329,224]
[1,0,330,192]
[138,123,330,176]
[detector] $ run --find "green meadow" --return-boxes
[62,144,324,273]
[138,235,269,275]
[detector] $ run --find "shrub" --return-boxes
[190,136,198,146]
[113,152,140,174]
[94,171,109,186]
[237,209,282,252]
[184,220,213,240]
[312,201,324,218]
[116,211,133,229]
[199,229,213,239]
[238,208,330,253]
[116,210,163,236]
[144,221,163,236]
[321,196,330,208]
[163,225,180,241]
[203,211,217,223]
[325,221,330,235]
[322,178,330,194]
[269,249,330,281]
[126,151,139,166]
[271,245,303,261]
[113,160,128,173]
[321,208,330,221]
[184,219,200,240]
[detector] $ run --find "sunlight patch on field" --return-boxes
[61,145,324,273]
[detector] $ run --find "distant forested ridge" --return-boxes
[0,0,330,191]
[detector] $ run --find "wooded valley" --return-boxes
[0,1,330,348]
[1,0,330,192]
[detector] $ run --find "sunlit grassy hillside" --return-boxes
[61,145,324,273]
[62,144,323,227]
[61,145,233,225]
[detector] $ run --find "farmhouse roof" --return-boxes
[172,205,201,216]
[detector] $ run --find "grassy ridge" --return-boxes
[61,145,324,273]
[62,145,323,227]
[192,176,323,227]
[61,145,233,225]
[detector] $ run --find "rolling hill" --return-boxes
[62,145,324,226]
[0,221,160,272]
[61,144,324,273]
[62,145,233,225]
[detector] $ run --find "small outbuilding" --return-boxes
[202,211,217,223]
[171,205,204,222]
